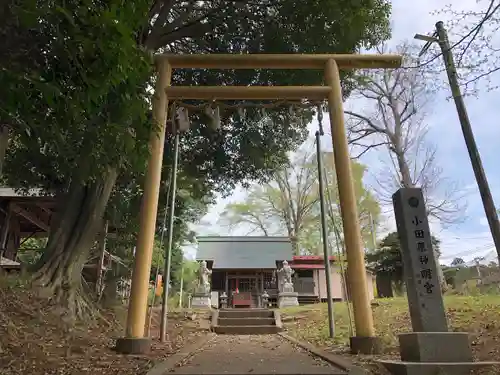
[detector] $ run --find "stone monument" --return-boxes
[277,260,299,308]
[379,188,499,375]
[191,260,212,309]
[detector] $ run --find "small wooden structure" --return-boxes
[0,187,130,296]
[0,187,120,261]
[0,188,53,261]
[0,256,21,273]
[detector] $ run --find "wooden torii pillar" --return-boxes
[115,53,402,355]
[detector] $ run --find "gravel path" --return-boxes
[168,335,346,374]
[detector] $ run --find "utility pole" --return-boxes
[315,108,335,339]
[415,22,500,264]
[159,125,181,342]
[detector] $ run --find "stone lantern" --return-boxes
[220,291,228,309]
[261,290,270,308]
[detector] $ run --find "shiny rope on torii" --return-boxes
[169,99,325,133]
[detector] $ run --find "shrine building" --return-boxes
[195,236,375,308]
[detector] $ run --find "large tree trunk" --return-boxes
[289,235,299,255]
[32,168,118,320]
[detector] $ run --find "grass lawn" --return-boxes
[281,295,500,372]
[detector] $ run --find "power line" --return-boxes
[447,234,495,241]
[440,244,495,259]
[414,20,500,264]
[444,242,494,253]
[407,1,500,70]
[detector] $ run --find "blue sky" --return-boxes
[184,0,500,265]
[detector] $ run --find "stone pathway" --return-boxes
[167,335,346,374]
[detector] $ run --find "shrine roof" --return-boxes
[196,236,293,269]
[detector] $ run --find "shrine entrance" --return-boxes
[118,52,403,355]
[228,275,258,293]
[228,274,259,308]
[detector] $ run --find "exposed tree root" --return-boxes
[33,275,99,323]
[0,276,174,375]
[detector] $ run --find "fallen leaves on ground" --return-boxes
[0,280,204,375]
[281,295,500,374]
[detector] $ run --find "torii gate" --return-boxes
[116,53,402,355]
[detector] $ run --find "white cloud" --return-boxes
[378,207,494,263]
[479,217,489,227]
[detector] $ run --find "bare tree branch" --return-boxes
[218,143,381,255]
[454,0,499,68]
[436,0,500,93]
[346,43,467,226]
[351,142,389,159]
[143,1,276,51]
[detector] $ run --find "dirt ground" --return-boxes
[168,335,346,374]
[0,280,205,375]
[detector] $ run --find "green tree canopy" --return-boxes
[219,147,380,255]
[451,257,466,267]
[2,0,392,318]
[366,231,441,293]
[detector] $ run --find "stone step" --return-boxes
[298,296,320,305]
[214,325,281,335]
[218,317,275,326]
[218,309,274,319]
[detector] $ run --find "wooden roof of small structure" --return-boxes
[0,188,55,236]
[0,187,121,237]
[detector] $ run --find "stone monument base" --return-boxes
[399,332,472,362]
[114,337,152,354]
[350,335,383,354]
[191,293,211,309]
[379,332,500,375]
[278,292,299,308]
[378,360,500,375]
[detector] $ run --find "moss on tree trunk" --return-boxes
[32,168,118,320]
